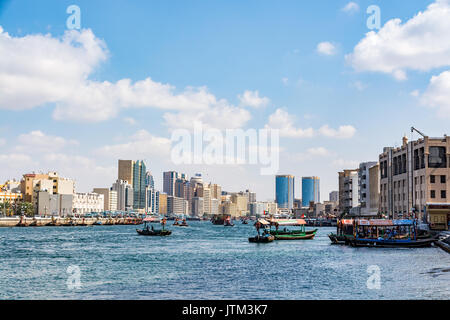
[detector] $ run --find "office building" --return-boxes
[275,175,295,209]
[302,176,320,207]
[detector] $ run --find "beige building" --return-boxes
[369,164,380,214]
[379,135,450,230]
[231,194,248,216]
[219,201,238,217]
[21,172,75,204]
[338,169,359,214]
[73,193,104,215]
[93,188,118,211]
[159,193,168,215]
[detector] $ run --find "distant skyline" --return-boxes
[1,0,450,201]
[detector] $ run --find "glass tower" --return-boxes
[302,177,320,207]
[275,175,295,209]
[132,160,147,210]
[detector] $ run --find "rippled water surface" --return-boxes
[0,222,449,299]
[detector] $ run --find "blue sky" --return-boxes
[1,0,450,201]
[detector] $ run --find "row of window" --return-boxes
[430,175,447,184]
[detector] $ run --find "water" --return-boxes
[0,222,449,299]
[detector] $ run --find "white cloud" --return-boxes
[0,138,5,146]
[0,27,251,126]
[282,77,289,85]
[238,90,270,108]
[317,42,337,56]
[15,130,78,152]
[332,158,359,168]
[123,117,137,125]
[346,0,450,79]
[420,70,450,117]
[265,108,314,138]
[319,125,356,139]
[410,90,420,97]
[307,147,330,156]
[97,130,172,159]
[163,105,251,131]
[342,2,360,14]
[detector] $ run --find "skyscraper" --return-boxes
[118,160,133,184]
[302,176,320,207]
[163,171,179,196]
[275,175,295,209]
[132,160,147,210]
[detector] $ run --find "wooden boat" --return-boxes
[329,219,354,245]
[137,217,171,236]
[349,219,437,248]
[274,232,316,240]
[268,218,317,240]
[16,216,29,227]
[211,214,227,225]
[224,220,235,227]
[136,228,172,236]
[242,219,248,225]
[248,235,275,243]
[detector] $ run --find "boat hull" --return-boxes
[270,229,317,236]
[349,237,436,248]
[248,235,275,243]
[274,233,316,240]
[136,229,172,236]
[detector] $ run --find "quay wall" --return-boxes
[0,217,142,227]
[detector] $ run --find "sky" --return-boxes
[1,0,450,202]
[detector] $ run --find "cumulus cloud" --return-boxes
[342,2,360,14]
[319,125,356,139]
[238,90,270,108]
[264,108,314,138]
[317,42,337,56]
[123,117,137,125]
[346,0,450,80]
[15,130,78,152]
[0,27,251,127]
[97,130,172,158]
[420,70,450,117]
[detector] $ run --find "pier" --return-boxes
[0,216,143,227]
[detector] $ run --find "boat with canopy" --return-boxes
[137,217,172,236]
[248,219,275,243]
[264,219,316,240]
[328,219,354,244]
[348,219,436,248]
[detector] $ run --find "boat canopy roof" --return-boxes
[270,219,306,226]
[143,216,160,222]
[340,219,353,225]
[257,219,270,225]
[356,219,415,226]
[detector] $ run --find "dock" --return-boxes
[0,216,143,227]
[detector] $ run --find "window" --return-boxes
[420,176,423,184]
[431,190,436,199]
[441,190,446,199]
[441,175,446,183]
[428,146,447,168]
[431,175,436,183]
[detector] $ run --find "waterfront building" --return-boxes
[191,197,204,216]
[329,191,339,203]
[379,134,450,230]
[132,160,147,210]
[302,177,320,207]
[275,175,295,209]
[338,169,359,214]
[36,191,73,216]
[145,186,159,214]
[158,193,168,215]
[249,202,265,216]
[145,171,155,189]
[20,172,74,203]
[72,193,104,215]
[210,198,219,215]
[0,180,20,193]
[0,191,23,204]
[167,196,188,215]
[210,184,222,200]
[358,162,379,216]
[93,188,118,211]
[163,171,179,196]
[118,160,133,184]
[112,179,133,212]
[219,201,238,217]
[231,193,248,216]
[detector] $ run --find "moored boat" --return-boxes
[137,217,171,236]
[249,219,274,243]
[328,219,354,245]
[267,219,317,240]
[348,219,437,248]
[248,235,275,243]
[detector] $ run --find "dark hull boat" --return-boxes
[248,235,275,243]
[349,237,437,248]
[328,233,354,245]
[136,228,172,236]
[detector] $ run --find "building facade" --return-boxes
[302,176,320,207]
[72,193,104,215]
[338,169,359,214]
[379,135,450,229]
[275,175,295,209]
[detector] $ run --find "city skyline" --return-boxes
[2,1,450,201]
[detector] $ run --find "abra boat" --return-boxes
[137,217,171,236]
[348,219,437,248]
[328,219,355,245]
[267,219,317,240]
[248,220,275,243]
